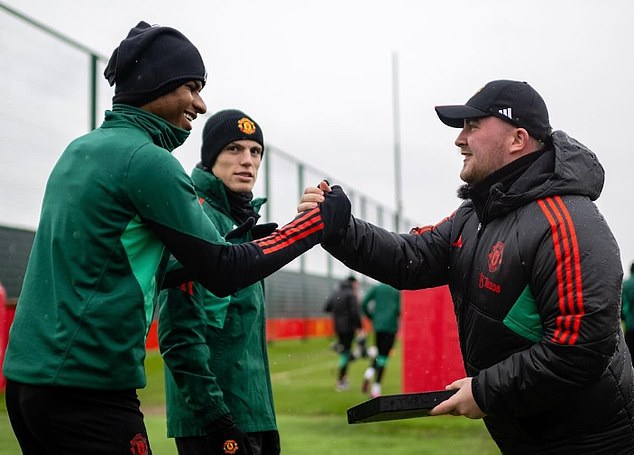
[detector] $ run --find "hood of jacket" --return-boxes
[464,130,605,222]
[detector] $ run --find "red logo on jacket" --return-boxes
[479,272,501,294]
[488,241,504,273]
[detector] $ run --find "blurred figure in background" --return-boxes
[360,282,401,398]
[324,276,362,391]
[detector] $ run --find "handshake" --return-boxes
[297,180,337,214]
[299,180,350,242]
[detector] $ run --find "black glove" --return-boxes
[261,430,281,455]
[225,217,256,241]
[207,414,254,455]
[319,185,351,242]
[251,222,278,240]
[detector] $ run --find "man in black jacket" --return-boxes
[300,80,634,454]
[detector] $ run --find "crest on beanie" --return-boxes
[237,118,257,135]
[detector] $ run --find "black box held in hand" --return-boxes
[347,390,457,424]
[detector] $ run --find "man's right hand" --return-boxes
[297,181,329,213]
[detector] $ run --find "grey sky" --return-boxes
[4,0,634,270]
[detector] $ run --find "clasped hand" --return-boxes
[298,180,350,242]
[429,377,485,419]
[297,180,331,213]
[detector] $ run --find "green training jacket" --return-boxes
[361,283,401,334]
[2,105,228,389]
[3,105,326,390]
[159,168,276,435]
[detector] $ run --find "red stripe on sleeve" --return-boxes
[259,222,324,254]
[538,197,584,345]
[545,198,575,317]
[554,196,585,344]
[254,208,324,255]
[537,199,567,341]
[255,209,321,248]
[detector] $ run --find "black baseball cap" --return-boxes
[435,80,552,140]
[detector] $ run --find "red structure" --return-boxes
[401,286,465,392]
[0,283,16,390]
[146,316,341,350]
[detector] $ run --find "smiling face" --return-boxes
[140,80,206,130]
[211,139,263,193]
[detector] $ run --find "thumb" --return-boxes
[318,179,332,193]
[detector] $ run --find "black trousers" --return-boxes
[175,431,281,455]
[375,331,397,357]
[5,380,151,455]
[337,332,356,354]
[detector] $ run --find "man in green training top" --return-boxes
[3,21,349,455]
[159,109,281,454]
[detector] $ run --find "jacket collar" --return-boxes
[103,104,190,152]
[190,166,265,217]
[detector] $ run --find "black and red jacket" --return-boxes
[324,131,634,454]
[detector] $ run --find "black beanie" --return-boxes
[103,21,207,107]
[201,110,264,169]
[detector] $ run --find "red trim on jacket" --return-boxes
[538,196,585,345]
[254,208,323,255]
[409,212,455,236]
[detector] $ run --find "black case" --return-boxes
[347,390,457,424]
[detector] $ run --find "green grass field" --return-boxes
[0,338,499,454]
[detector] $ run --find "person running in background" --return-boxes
[159,109,281,455]
[324,276,362,391]
[360,282,401,398]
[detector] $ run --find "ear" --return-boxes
[509,128,531,155]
